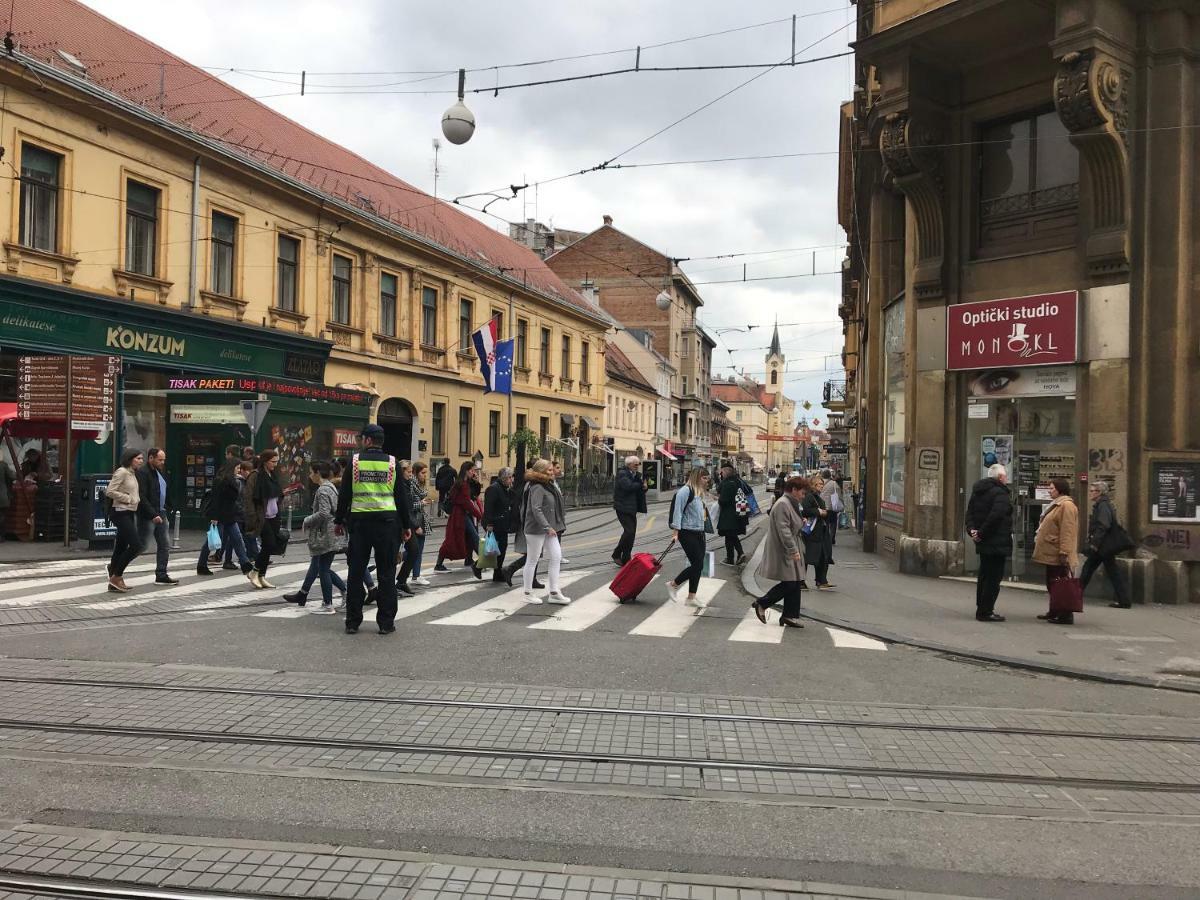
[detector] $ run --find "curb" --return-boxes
[737,522,1200,695]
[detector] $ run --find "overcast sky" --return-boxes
[83,0,855,426]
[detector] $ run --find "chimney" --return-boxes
[602,214,613,226]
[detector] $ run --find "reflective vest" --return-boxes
[350,453,397,514]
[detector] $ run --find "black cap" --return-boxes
[361,424,385,442]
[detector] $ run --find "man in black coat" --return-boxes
[136,447,176,584]
[610,456,648,566]
[480,467,515,583]
[434,460,456,515]
[965,463,1013,622]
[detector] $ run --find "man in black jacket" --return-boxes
[136,447,177,584]
[965,463,1013,622]
[610,456,647,566]
[480,467,515,583]
[434,461,456,515]
[335,425,413,635]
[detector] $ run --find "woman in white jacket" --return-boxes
[104,448,145,593]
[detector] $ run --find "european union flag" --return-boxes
[492,339,514,395]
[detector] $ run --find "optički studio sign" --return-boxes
[946,291,1078,370]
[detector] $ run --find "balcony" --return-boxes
[823,379,848,411]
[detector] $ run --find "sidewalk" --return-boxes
[745,528,1200,693]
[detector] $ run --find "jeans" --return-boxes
[673,529,707,595]
[299,551,347,604]
[202,522,250,570]
[760,580,802,619]
[723,533,744,563]
[1080,553,1130,606]
[138,515,171,577]
[976,553,1006,617]
[523,531,561,594]
[398,531,423,587]
[108,511,142,576]
[465,519,479,564]
[613,511,637,563]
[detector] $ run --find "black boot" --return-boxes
[365,586,379,606]
[283,590,307,606]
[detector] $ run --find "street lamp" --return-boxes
[441,68,476,145]
[654,291,672,311]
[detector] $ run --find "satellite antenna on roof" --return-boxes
[431,138,441,201]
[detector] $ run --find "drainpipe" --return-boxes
[186,156,200,309]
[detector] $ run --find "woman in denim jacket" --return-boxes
[666,468,712,609]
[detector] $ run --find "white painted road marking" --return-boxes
[826,626,887,650]
[430,572,589,626]
[529,585,624,632]
[629,579,724,638]
[729,605,785,643]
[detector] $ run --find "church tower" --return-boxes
[765,318,784,388]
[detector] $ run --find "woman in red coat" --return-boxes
[434,461,483,573]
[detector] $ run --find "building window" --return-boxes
[682,375,689,396]
[516,319,529,367]
[681,336,690,358]
[459,298,473,351]
[978,109,1078,252]
[276,235,299,311]
[422,287,438,346]
[19,144,61,253]
[770,370,778,385]
[735,409,743,421]
[539,416,549,445]
[488,410,500,456]
[331,254,352,324]
[580,341,590,383]
[379,272,398,336]
[431,402,445,455]
[539,327,551,373]
[210,212,237,296]
[516,413,527,433]
[561,335,572,380]
[124,180,158,276]
[458,406,472,455]
[492,309,504,339]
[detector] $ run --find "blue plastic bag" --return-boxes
[484,531,500,556]
[206,522,223,552]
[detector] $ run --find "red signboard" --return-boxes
[332,428,359,450]
[946,291,1079,371]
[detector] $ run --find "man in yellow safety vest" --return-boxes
[335,424,411,634]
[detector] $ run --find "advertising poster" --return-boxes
[1153,461,1199,523]
[980,434,1013,479]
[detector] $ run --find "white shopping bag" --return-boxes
[701,550,716,578]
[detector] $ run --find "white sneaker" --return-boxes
[523,591,544,605]
[310,604,337,615]
[411,576,431,586]
[666,582,681,604]
[547,592,571,605]
[560,557,571,564]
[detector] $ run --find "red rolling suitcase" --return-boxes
[609,542,675,603]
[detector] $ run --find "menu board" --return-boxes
[183,434,221,511]
[1016,450,1040,496]
[1153,461,1199,523]
[16,355,120,429]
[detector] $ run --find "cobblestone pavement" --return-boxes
[0,658,1197,822]
[0,823,995,900]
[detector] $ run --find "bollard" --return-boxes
[287,503,294,535]
[171,509,182,550]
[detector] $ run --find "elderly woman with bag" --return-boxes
[752,475,807,629]
[1081,480,1134,609]
[283,461,347,613]
[1034,477,1081,624]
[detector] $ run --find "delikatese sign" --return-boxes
[946,291,1079,370]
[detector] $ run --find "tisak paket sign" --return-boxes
[946,290,1078,370]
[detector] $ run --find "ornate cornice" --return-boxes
[878,113,946,301]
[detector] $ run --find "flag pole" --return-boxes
[506,290,514,458]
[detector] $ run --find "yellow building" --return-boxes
[0,0,607,527]
[602,342,659,466]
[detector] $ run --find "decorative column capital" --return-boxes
[879,112,947,301]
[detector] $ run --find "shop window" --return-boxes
[561,334,571,381]
[459,298,473,351]
[124,180,159,276]
[276,235,299,311]
[488,410,500,456]
[977,110,1078,254]
[379,272,397,337]
[19,144,61,253]
[516,319,529,367]
[458,406,472,456]
[880,298,906,522]
[580,341,590,384]
[331,254,352,325]
[431,402,445,455]
[210,212,237,296]
[539,327,551,374]
[422,286,438,346]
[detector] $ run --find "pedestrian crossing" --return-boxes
[0,557,890,651]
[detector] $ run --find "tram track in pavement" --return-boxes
[0,872,241,899]
[0,675,1197,795]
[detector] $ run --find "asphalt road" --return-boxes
[0,504,1197,899]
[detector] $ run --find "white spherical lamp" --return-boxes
[441,68,476,145]
[655,291,672,311]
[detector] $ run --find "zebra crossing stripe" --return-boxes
[825,626,887,650]
[728,605,785,643]
[528,585,623,632]
[393,582,484,620]
[430,572,590,627]
[628,579,725,638]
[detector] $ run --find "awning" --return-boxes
[560,413,576,426]
[657,444,678,461]
[581,416,600,429]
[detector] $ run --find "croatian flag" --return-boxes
[472,320,514,395]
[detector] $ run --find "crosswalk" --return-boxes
[0,558,888,651]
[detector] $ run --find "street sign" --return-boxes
[240,398,271,439]
[17,354,120,429]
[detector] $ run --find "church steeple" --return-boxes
[765,316,784,387]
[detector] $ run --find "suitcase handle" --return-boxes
[654,539,677,565]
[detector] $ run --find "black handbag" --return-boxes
[1097,522,1135,557]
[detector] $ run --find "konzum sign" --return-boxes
[946,290,1079,370]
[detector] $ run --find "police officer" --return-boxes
[335,424,411,635]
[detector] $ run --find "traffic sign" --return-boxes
[241,398,271,439]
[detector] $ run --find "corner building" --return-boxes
[838,0,1199,603]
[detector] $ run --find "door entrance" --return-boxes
[964,393,1076,581]
[377,398,415,461]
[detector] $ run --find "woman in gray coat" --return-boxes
[752,475,807,628]
[282,461,346,613]
[521,458,570,605]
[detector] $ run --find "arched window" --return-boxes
[770,370,778,385]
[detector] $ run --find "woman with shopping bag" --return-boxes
[1035,478,1082,624]
[480,467,515,584]
[1082,480,1134,608]
[434,461,483,574]
[283,461,347,613]
[716,465,749,566]
[752,476,807,628]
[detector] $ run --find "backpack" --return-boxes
[668,487,694,527]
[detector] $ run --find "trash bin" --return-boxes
[75,474,117,546]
